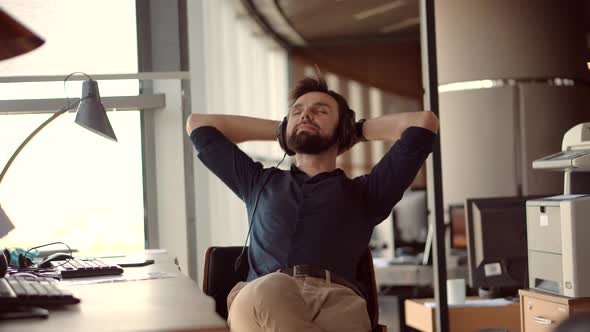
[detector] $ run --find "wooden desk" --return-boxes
[520,289,590,332]
[1,251,229,331]
[405,297,520,332]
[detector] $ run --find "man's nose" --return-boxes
[300,108,312,121]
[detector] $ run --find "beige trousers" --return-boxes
[227,271,371,332]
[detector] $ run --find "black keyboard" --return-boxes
[0,275,80,306]
[50,258,124,279]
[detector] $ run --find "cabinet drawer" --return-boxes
[523,296,568,332]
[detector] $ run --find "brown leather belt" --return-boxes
[279,265,364,299]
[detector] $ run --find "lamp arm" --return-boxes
[0,99,82,185]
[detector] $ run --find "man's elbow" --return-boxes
[419,112,439,133]
[186,114,209,135]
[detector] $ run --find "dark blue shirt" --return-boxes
[190,126,435,287]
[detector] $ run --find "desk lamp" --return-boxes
[0,76,118,231]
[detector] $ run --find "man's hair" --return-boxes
[289,76,351,117]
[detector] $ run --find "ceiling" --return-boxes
[246,0,421,46]
[245,0,590,60]
[278,0,420,44]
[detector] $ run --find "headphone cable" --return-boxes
[234,152,287,272]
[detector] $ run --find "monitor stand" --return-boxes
[478,286,520,299]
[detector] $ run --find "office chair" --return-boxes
[203,246,387,332]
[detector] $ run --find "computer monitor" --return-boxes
[391,189,428,257]
[465,195,544,296]
[449,204,466,249]
[370,189,428,261]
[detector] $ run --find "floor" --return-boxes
[378,295,401,332]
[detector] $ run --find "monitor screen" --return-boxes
[370,189,428,261]
[465,195,544,294]
[449,205,466,249]
[392,189,428,256]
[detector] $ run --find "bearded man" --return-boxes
[186,76,439,332]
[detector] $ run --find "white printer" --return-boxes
[527,122,590,297]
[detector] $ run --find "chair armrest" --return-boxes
[374,324,387,332]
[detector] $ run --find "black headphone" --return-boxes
[18,252,34,268]
[2,248,34,269]
[277,107,356,156]
[2,242,72,271]
[0,249,8,277]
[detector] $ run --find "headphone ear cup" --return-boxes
[0,251,7,277]
[18,253,26,268]
[277,117,295,156]
[4,249,16,268]
[18,253,32,269]
[338,109,356,153]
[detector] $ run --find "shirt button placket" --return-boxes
[290,184,306,266]
[297,185,309,230]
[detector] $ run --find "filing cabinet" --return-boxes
[520,289,590,332]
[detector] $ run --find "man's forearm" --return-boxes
[362,111,438,141]
[186,114,280,144]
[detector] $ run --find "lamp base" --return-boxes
[0,205,15,238]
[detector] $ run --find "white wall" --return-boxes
[151,79,190,273]
[439,86,519,206]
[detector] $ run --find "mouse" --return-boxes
[37,252,73,268]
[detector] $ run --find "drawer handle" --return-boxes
[532,316,554,325]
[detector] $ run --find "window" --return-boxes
[196,0,288,247]
[0,0,144,253]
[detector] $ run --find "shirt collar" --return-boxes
[290,164,345,180]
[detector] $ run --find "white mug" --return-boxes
[447,278,466,305]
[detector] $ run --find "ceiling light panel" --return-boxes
[380,17,419,34]
[354,0,405,21]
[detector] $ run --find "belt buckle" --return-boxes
[293,265,311,277]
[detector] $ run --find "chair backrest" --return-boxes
[202,246,249,319]
[356,249,380,328]
[203,246,380,329]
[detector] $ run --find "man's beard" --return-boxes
[287,129,337,155]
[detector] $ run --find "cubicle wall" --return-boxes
[439,86,519,206]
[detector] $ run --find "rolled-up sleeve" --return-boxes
[360,126,436,226]
[190,126,263,204]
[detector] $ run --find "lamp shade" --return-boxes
[75,80,118,142]
[0,8,45,61]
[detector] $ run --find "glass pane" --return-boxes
[0,0,138,76]
[0,111,145,252]
[0,0,143,253]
